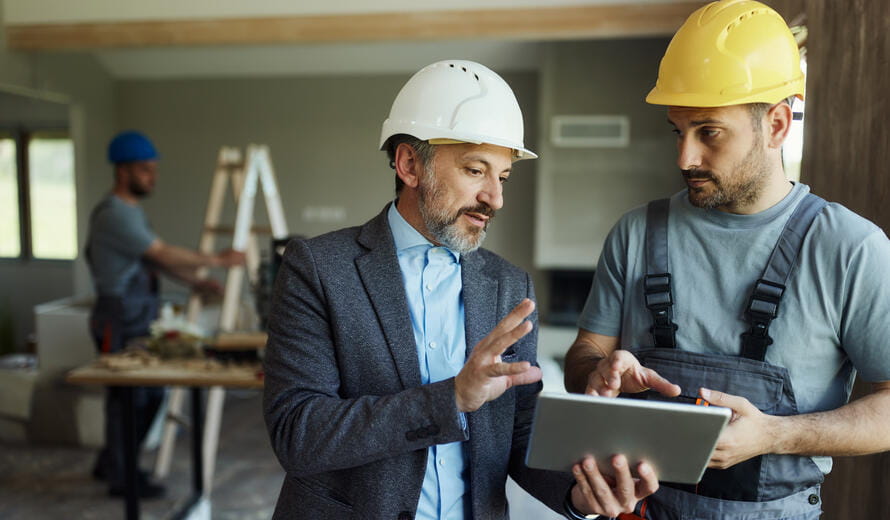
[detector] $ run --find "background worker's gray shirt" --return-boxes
[579,182,890,473]
[87,194,156,296]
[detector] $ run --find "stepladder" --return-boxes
[153,145,288,495]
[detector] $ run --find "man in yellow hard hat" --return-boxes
[263,60,658,519]
[564,1,890,518]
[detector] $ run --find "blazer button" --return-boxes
[427,424,440,436]
[405,431,417,442]
[808,494,820,505]
[398,511,413,520]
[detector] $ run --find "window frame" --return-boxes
[0,126,76,264]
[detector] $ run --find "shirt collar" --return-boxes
[387,201,460,262]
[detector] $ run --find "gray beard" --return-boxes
[417,167,488,254]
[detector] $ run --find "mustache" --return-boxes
[459,203,495,219]
[682,168,716,181]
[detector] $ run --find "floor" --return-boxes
[0,389,283,520]
[0,388,562,520]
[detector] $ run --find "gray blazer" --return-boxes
[263,204,572,519]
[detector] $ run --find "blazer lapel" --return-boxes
[461,251,497,359]
[356,204,422,389]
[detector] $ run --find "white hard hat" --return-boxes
[379,60,536,160]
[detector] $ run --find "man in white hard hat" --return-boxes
[263,60,658,519]
[564,1,890,518]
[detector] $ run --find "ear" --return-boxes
[765,102,793,149]
[113,164,126,182]
[394,142,423,189]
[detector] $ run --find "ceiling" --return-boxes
[3,0,701,79]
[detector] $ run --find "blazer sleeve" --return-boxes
[262,238,468,477]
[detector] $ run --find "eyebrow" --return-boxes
[667,117,724,127]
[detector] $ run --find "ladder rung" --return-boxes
[204,225,273,234]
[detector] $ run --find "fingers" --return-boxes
[609,455,638,511]
[483,360,532,377]
[572,456,629,517]
[506,365,543,387]
[634,461,659,498]
[483,362,542,385]
[571,458,606,515]
[584,351,636,396]
[495,299,535,334]
[643,368,681,397]
[572,457,658,516]
[700,388,751,417]
[474,300,535,358]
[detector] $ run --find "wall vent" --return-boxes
[551,115,629,148]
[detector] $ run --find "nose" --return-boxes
[677,135,703,171]
[477,175,503,211]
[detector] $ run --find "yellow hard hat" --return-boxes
[646,0,805,107]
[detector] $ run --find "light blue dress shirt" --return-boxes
[388,203,469,520]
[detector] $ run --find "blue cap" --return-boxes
[108,131,159,163]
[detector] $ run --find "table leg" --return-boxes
[122,386,140,520]
[191,387,204,495]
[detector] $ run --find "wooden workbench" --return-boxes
[66,357,263,388]
[66,354,264,520]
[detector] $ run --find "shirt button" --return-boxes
[438,458,445,467]
[425,284,432,291]
[429,341,438,349]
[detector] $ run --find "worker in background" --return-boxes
[263,60,657,519]
[86,130,244,498]
[564,1,890,518]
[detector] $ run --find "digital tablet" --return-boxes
[525,392,732,484]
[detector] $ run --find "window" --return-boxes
[0,130,77,260]
[0,135,19,257]
[783,23,808,183]
[783,58,807,183]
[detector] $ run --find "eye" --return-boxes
[466,168,483,176]
[699,127,720,138]
[499,176,509,184]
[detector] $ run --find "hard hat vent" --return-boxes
[448,62,481,82]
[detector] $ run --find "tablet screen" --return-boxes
[525,392,731,484]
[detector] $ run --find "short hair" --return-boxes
[747,96,796,134]
[384,134,437,194]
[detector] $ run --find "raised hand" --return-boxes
[454,299,542,412]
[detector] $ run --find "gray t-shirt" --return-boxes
[86,194,157,296]
[579,183,890,470]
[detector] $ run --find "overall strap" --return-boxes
[741,193,828,360]
[645,198,678,348]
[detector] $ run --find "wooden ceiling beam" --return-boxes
[6,3,703,51]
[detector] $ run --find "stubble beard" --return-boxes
[127,175,152,199]
[417,163,494,254]
[685,133,770,211]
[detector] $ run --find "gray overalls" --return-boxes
[624,194,827,520]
